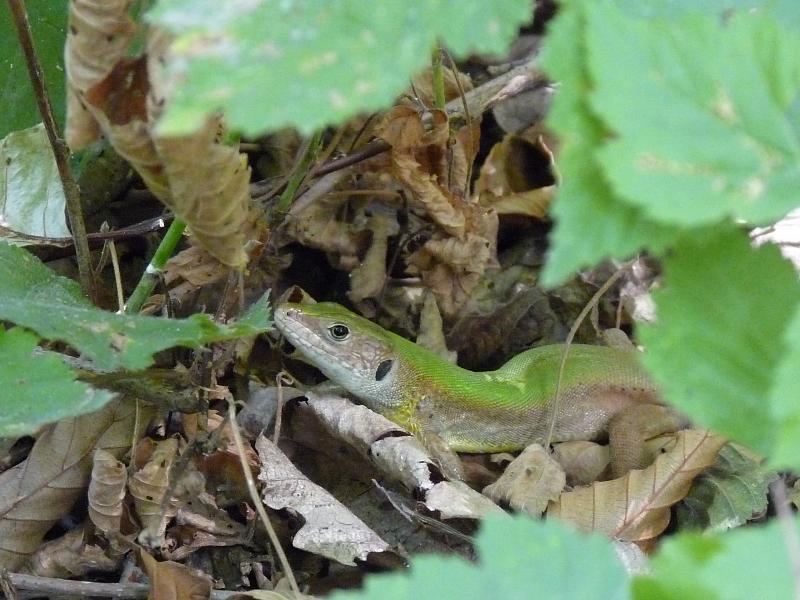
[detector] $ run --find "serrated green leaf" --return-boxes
[0,327,115,436]
[640,228,800,456]
[769,304,800,471]
[0,242,272,371]
[676,443,774,532]
[0,1,67,138]
[333,515,629,600]
[0,124,69,240]
[147,0,532,135]
[586,4,800,227]
[633,518,800,599]
[539,2,676,286]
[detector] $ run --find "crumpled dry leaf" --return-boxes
[64,0,135,149]
[375,93,498,317]
[547,430,727,542]
[28,528,121,578]
[64,2,253,268]
[483,443,565,516]
[348,210,399,304]
[0,399,147,570]
[475,134,556,219]
[129,437,179,542]
[88,449,127,536]
[256,435,390,565]
[140,548,211,600]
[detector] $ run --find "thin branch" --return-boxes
[544,262,632,449]
[226,397,301,597]
[7,0,95,300]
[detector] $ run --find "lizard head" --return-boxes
[274,302,404,411]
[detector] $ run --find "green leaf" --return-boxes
[0,327,115,436]
[676,443,774,532]
[633,518,800,599]
[333,515,629,600]
[0,242,272,371]
[147,0,532,135]
[0,123,69,239]
[0,1,67,138]
[586,4,800,227]
[640,227,800,456]
[769,303,800,471]
[539,2,676,286]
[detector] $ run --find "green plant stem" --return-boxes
[431,45,446,110]
[124,218,186,314]
[274,130,323,217]
[7,0,96,301]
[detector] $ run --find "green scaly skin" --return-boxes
[274,302,660,453]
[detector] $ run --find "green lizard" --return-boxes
[274,301,683,476]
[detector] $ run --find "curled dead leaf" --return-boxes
[483,444,566,516]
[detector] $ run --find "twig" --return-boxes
[124,218,186,314]
[4,572,248,599]
[770,479,800,600]
[5,572,148,599]
[7,0,95,301]
[226,396,301,597]
[544,262,632,449]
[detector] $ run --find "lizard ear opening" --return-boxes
[375,359,393,381]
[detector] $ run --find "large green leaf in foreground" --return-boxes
[333,515,629,600]
[587,5,800,227]
[633,518,800,599]
[640,228,800,460]
[148,0,532,135]
[0,242,271,370]
[0,327,114,436]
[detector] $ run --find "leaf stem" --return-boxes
[124,218,186,314]
[431,44,446,110]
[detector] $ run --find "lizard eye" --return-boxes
[328,323,350,341]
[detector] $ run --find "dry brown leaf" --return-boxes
[65,6,253,268]
[348,211,399,303]
[284,195,370,269]
[140,549,211,600]
[130,437,179,540]
[547,430,727,542]
[483,443,565,516]
[28,528,120,578]
[475,135,555,218]
[256,435,390,565]
[551,441,610,487]
[0,399,146,570]
[375,98,495,316]
[88,449,127,535]
[64,0,136,148]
